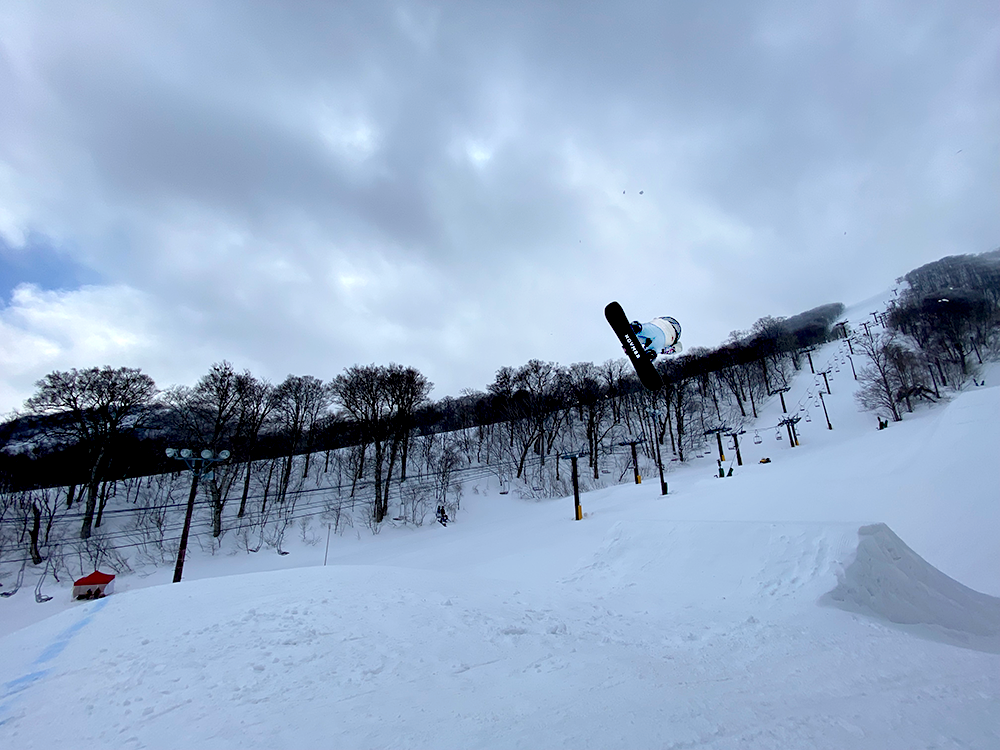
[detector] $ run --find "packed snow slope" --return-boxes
[1,343,999,749]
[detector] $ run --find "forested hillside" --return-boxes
[0,251,997,587]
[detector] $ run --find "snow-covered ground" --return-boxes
[1,333,998,748]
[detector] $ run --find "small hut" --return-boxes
[73,571,115,600]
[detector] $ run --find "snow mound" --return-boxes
[567,520,1000,652]
[821,523,1000,653]
[563,520,861,605]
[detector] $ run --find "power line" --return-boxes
[0,451,579,567]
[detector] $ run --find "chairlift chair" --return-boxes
[35,559,53,603]
[775,429,782,441]
[753,431,762,445]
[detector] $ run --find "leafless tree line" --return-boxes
[3,251,998,588]
[854,252,1000,422]
[0,308,839,578]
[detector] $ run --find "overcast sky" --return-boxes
[0,1,997,414]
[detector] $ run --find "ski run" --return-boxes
[1,297,998,750]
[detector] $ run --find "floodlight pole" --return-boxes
[166,447,231,583]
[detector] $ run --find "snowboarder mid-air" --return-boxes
[631,317,682,360]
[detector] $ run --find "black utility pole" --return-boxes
[648,408,668,495]
[166,448,231,583]
[560,452,588,520]
[847,354,858,380]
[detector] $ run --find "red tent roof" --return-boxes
[74,571,115,586]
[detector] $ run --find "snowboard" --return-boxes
[605,301,663,391]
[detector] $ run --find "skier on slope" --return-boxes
[630,316,682,360]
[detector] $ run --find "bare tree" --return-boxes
[234,372,277,518]
[568,362,615,478]
[24,366,157,538]
[384,363,433,485]
[854,332,906,422]
[330,364,431,524]
[487,360,563,480]
[659,356,699,461]
[273,375,331,505]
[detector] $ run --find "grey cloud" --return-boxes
[0,0,996,409]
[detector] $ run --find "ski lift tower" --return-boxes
[647,407,669,495]
[617,439,644,485]
[818,392,833,430]
[777,415,802,447]
[703,426,729,464]
[801,348,817,374]
[817,370,832,394]
[769,387,791,413]
[559,451,588,520]
[728,429,747,466]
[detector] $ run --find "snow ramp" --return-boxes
[820,523,1000,653]
[564,520,1000,652]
